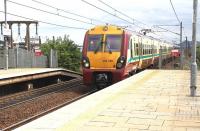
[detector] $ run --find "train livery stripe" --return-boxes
[128,53,171,63]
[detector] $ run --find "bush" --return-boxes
[41,35,82,72]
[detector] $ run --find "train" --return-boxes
[171,49,180,58]
[81,25,173,87]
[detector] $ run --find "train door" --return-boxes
[151,39,154,65]
[127,37,133,63]
[138,36,143,69]
[126,35,140,75]
[133,36,140,70]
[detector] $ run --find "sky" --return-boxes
[0,0,199,45]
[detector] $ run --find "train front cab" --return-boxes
[82,26,130,86]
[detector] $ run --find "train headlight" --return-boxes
[120,59,124,63]
[82,57,90,68]
[116,56,126,69]
[84,62,89,68]
[83,59,87,63]
[116,63,123,68]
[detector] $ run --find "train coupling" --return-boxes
[95,73,108,82]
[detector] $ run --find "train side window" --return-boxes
[150,42,152,54]
[153,42,155,53]
[145,45,147,54]
[155,46,157,53]
[133,41,135,56]
[136,43,139,56]
[128,39,131,49]
[133,40,136,57]
[142,45,145,55]
[130,39,133,57]
[149,45,151,54]
[152,45,154,54]
[145,45,147,55]
[150,45,152,54]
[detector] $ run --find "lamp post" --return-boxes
[180,22,183,69]
[190,0,198,96]
[4,0,9,70]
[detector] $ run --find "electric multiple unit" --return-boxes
[82,25,173,87]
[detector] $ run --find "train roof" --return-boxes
[88,25,124,34]
[88,25,173,45]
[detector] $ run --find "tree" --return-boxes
[41,35,82,72]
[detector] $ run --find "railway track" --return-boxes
[2,87,97,131]
[0,77,97,130]
[0,77,82,109]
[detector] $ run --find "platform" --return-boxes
[0,68,80,86]
[14,70,200,131]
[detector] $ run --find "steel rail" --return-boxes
[0,78,82,109]
[2,87,97,131]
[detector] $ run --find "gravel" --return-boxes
[0,84,91,129]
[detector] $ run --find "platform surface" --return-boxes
[14,70,200,131]
[0,68,62,80]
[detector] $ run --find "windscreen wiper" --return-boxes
[94,41,102,54]
[106,43,112,54]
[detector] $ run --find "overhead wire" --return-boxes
[0,11,88,30]
[4,0,185,43]
[81,0,143,29]
[150,0,183,42]
[8,0,173,41]
[97,0,149,27]
[169,0,189,43]
[7,0,95,25]
[31,0,107,24]
[94,0,179,41]
[169,0,181,24]
[155,26,179,35]
[150,0,185,43]
[97,0,133,21]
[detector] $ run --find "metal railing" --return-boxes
[0,48,57,69]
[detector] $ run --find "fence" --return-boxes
[49,49,58,68]
[0,48,58,69]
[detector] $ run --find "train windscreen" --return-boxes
[105,35,122,52]
[88,35,103,52]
